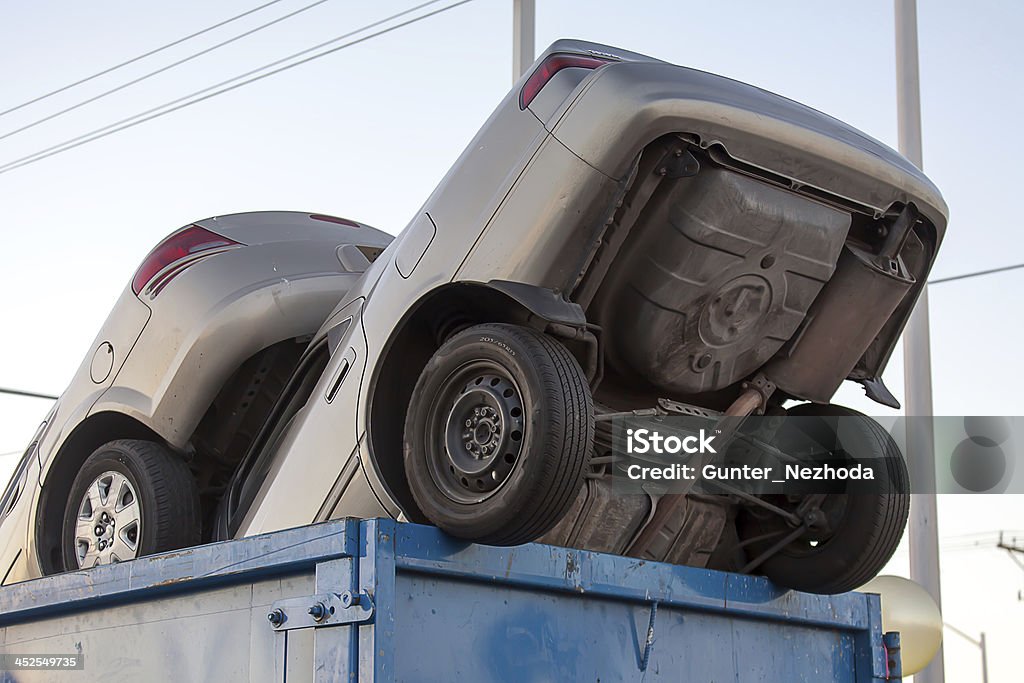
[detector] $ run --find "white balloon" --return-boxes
[859,575,943,675]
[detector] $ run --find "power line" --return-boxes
[942,530,1019,541]
[929,261,1024,285]
[0,0,466,176]
[0,0,290,119]
[0,0,332,143]
[941,531,1024,554]
[0,387,58,401]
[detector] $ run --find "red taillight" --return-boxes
[519,53,614,110]
[132,225,241,295]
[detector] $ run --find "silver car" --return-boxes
[1,40,946,594]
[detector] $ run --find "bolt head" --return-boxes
[308,602,327,621]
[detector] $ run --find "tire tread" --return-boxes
[404,322,593,546]
[62,439,200,570]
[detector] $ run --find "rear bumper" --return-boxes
[547,60,947,233]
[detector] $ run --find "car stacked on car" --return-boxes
[1,39,946,594]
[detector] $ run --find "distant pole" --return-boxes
[895,1,944,682]
[512,0,535,81]
[944,623,987,683]
[979,632,989,683]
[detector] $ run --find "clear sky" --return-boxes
[1,2,1021,679]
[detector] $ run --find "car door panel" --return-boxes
[235,299,367,537]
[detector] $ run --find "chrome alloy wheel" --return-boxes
[73,470,142,568]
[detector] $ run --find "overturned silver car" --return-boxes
[1,40,946,594]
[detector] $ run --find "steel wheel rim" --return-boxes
[427,360,526,504]
[74,470,142,568]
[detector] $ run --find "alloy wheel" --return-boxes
[73,470,142,568]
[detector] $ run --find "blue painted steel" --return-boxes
[385,520,890,681]
[0,519,895,681]
[883,631,903,682]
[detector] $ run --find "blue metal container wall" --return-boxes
[0,519,895,682]
[381,521,888,682]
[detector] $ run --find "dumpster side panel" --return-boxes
[391,576,858,681]
[0,574,313,683]
[0,520,893,682]
[387,521,889,683]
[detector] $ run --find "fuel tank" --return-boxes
[591,166,850,395]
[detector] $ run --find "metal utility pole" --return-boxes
[895,1,944,681]
[943,624,989,683]
[997,531,1024,599]
[997,531,1024,560]
[512,0,535,81]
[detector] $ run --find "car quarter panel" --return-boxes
[453,132,622,293]
[352,91,550,420]
[334,82,551,343]
[334,90,558,510]
[93,243,359,450]
[36,287,151,475]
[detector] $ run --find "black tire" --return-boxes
[62,439,201,570]
[737,404,909,594]
[404,323,593,545]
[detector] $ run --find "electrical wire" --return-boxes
[941,531,1024,552]
[929,261,1024,285]
[0,0,467,176]
[943,531,1016,541]
[0,0,290,118]
[0,387,58,400]
[0,0,332,143]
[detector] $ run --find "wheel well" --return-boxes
[367,282,587,520]
[35,412,162,575]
